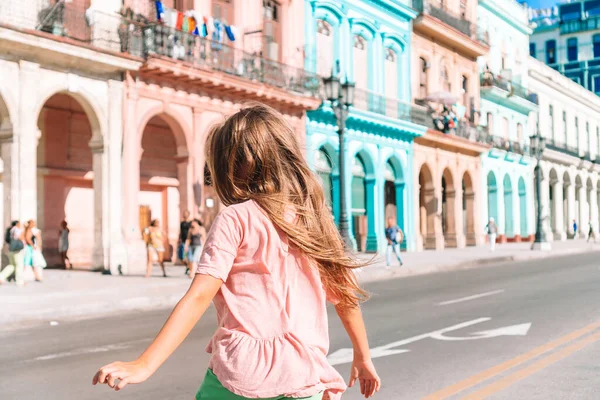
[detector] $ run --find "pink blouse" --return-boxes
[195,200,346,399]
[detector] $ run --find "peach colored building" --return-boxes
[0,0,320,274]
[410,0,491,250]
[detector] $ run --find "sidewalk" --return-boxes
[1,240,598,330]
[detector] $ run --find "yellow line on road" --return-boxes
[461,330,600,399]
[421,320,600,400]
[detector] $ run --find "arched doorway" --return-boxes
[441,168,456,247]
[462,172,476,246]
[487,171,498,224]
[586,178,593,235]
[518,177,527,239]
[419,164,436,249]
[350,152,376,252]
[37,93,101,268]
[316,146,338,213]
[503,175,514,239]
[139,114,190,261]
[563,172,571,237]
[384,157,405,249]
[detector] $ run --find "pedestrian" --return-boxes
[24,220,44,282]
[486,217,498,251]
[58,220,71,269]
[144,219,167,278]
[0,221,25,286]
[178,210,192,274]
[184,219,206,279]
[587,222,596,243]
[92,104,381,399]
[573,219,578,238]
[385,218,404,267]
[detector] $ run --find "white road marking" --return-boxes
[437,289,505,306]
[431,323,532,341]
[28,338,151,362]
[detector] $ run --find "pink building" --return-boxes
[0,0,320,273]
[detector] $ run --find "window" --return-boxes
[440,63,451,92]
[315,149,333,207]
[575,116,580,149]
[316,20,334,77]
[597,126,600,155]
[517,123,523,142]
[563,111,567,143]
[460,0,467,18]
[419,57,428,98]
[549,105,555,140]
[462,75,469,110]
[487,112,494,136]
[546,40,557,64]
[594,75,600,94]
[567,38,578,62]
[212,0,233,22]
[587,121,591,153]
[503,117,509,139]
[353,35,368,89]
[263,0,281,61]
[384,48,398,100]
[594,35,600,59]
[530,43,536,58]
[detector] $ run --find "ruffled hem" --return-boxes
[206,328,346,399]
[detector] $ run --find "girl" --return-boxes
[92,104,381,399]
[24,220,43,282]
[58,220,71,269]
[184,219,206,279]
[145,219,167,278]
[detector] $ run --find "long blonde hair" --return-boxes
[206,103,368,309]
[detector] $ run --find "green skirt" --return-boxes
[196,369,324,400]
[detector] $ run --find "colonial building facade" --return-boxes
[304,0,428,253]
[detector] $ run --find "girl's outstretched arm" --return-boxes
[92,274,222,391]
[335,305,381,398]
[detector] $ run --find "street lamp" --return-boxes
[530,132,551,251]
[323,71,355,248]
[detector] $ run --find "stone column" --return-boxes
[578,183,587,238]
[434,181,445,250]
[540,173,551,240]
[591,184,599,235]
[89,138,105,269]
[455,183,466,249]
[567,182,576,237]
[552,176,565,241]
[0,126,17,230]
[445,187,458,248]
[365,178,378,253]
[176,155,193,217]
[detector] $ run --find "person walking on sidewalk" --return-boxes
[178,210,192,274]
[0,221,26,286]
[385,218,404,267]
[93,104,381,399]
[24,220,44,282]
[587,222,596,243]
[486,217,498,251]
[184,218,206,279]
[144,219,167,278]
[58,220,71,269]
[573,219,578,238]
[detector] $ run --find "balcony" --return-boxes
[353,89,431,127]
[486,135,530,156]
[480,72,539,114]
[412,0,488,58]
[545,139,581,159]
[560,15,600,34]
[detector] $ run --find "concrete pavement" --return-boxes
[1,239,598,329]
[2,252,600,399]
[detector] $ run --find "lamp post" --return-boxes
[530,132,551,251]
[323,72,355,248]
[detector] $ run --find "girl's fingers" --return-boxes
[365,380,373,398]
[115,378,130,391]
[106,374,116,388]
[375,377,381,392]
[360,378,366,395]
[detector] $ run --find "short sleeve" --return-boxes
[195,207,242,282]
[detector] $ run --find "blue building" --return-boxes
[304,0,428,252]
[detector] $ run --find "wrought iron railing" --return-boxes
[353,89,431,127]
[485,135,530,155]
[22,5,320,97]
[413,0,486,44]
[545,139,581,158]
[480,73,539,105]
[455,122,490,143]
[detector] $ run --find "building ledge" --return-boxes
[413,15,489,59]
[480,86,538,114]
[415,129,490,157]
[0,24,141,76]
[139,56,321,112]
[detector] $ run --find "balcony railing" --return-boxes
[486,135,530,155]
[413,0,487,44]
[8,4,319,97]
[144,24,321,97]
[560,15,600,34]
[480,73,539,105]
[545,139,581,158]
[455,122,490,144]
[353,89,431,127]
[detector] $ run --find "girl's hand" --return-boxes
[349,358,381,398]
[92,359,153,391]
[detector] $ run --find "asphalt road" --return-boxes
[2,252,600,399]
